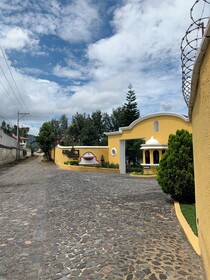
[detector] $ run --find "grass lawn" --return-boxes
[180,203,198,236]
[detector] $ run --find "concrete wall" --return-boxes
[0,128,17,148]
[0,128,25,165]
[191,38,210,279]
[0,146,16,165]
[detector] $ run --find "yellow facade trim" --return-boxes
[174,202,201,256]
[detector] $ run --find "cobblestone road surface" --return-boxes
[0,157,205,280]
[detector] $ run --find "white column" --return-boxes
[120,140,126,174]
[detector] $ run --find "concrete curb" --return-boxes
[174,202,201,256]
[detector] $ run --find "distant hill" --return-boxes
[27,134,39,150]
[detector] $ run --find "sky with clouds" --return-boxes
[0,0,201,135]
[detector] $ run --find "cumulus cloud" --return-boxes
[0,27,38,50]
[0,0,199,135]
[53,65,82,79]
[0,0,100,48]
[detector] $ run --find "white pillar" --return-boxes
[120,140,126,174]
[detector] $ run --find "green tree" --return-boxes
[123,84,140,126]
[80,116,98,146]
[50,119,60,143]
[66,113,87,145]
[157,129,195,203]
[126,139,144,166]
[110,106,126,130]
[19,126,29,137]
[59,114,68,144]
[36,122,56,160]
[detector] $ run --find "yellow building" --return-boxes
[188,21,210,279]
[106,112,192,174]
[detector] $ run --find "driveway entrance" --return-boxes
[0,157,204,279]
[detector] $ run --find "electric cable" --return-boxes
[0,47,29,112]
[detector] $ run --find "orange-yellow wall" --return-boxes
[191,42,210,279]
[54,146,109,167]
[107,114,192,164]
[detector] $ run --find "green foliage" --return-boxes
[36,122,56,160]
[100,161,119,169]
[109,84,140,129]
[38,85,141,148]
[157,129,195,203]
[126,166,143,173]
[23,149,27,157]
[122,84,140,126]
[126,139,144,166]
[65,111,112,146]
[180,203,197,236]
[64,160,78,165]
[110,106,126,130]
[1,120,29,137]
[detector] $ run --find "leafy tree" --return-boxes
[59,114,68,144]
[123,84,140,126]
[126,139,144,166]
[50,119,60,143]
[1,120,29,137]
[36,122,56,160]
[19,126,29,137]
[157,129,195,203]
[66,113,87,145]
[80,116,98,146]
[110,106,126,130]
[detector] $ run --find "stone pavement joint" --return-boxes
[0,157,205,279]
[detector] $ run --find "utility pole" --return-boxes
[16,111,30,160]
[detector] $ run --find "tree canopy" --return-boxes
[36,122,56,160]
[157,129,195,203]
[1,120,29,137]
[37,85,141,163]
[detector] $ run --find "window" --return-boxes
[145,150,150,164]
[153,150,159,164]
[154,120,159,132]
[111,148,117,156]
[162,150,166,155]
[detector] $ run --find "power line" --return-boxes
[0,80,17,108]
[0,63,25,111]
[0,47,29,112]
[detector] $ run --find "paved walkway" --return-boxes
[0,157,205,279]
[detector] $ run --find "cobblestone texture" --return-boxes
[0,157,205,279]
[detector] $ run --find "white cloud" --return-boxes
[0,0,100,49]
[0,26,38,50]
[0,0,200,135]
[53,65,82,79]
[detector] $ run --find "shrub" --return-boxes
[126,166,143,173]
[100,161,119,169]
[64,160,78,165]
[157,129,195,203]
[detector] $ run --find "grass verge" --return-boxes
[180,203,198,236]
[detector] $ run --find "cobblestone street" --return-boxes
[0,157,205,279]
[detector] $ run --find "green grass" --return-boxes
[180,203,198,236]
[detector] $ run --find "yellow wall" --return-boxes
[54,145,109,167]
[107,114,192,164]
[191,42,210,279]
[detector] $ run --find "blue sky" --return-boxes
[0,0,198,135]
